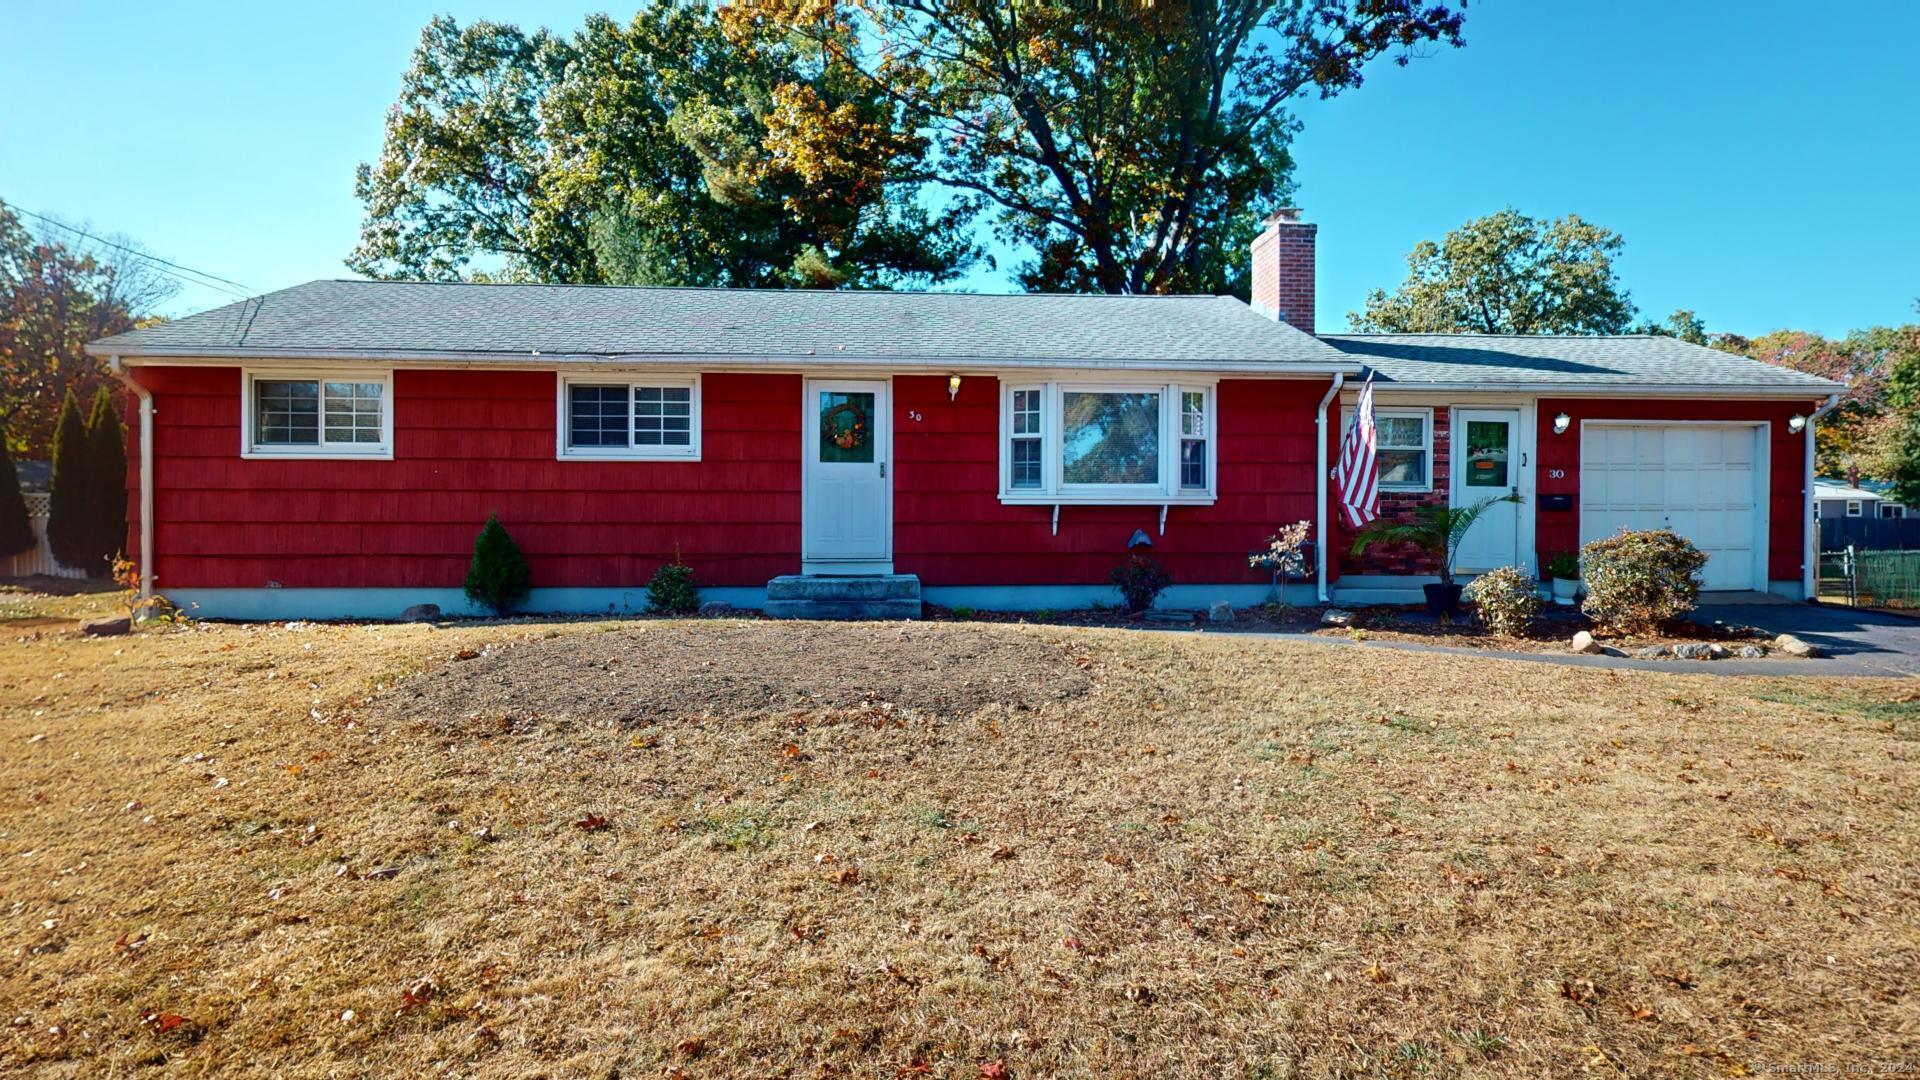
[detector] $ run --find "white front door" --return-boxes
[1579,424,1764,591]
[803,380,891,567]
[1452,409,1521,572]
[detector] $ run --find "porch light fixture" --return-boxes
[1552,412,1571,435]
[1787,414,1808,435]
[948,374,962,401]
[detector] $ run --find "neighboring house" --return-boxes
[85,211,1844,619]
[1813,479,1908,520]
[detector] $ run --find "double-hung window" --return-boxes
[1000,381,1216,503]
[557,374,701,460]
[242,370,393,458]
[1373,409,1432,491]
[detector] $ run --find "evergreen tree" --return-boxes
[0,426,34,560]
[85,386,128,566]
[463,513,531,615]
[45,389,93,572]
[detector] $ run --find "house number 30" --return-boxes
[1546,468,1566,479]
[907,410,924,422]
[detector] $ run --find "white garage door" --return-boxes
[1579,424,1765,592]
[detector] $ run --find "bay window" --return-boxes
[1000,381,1216,503]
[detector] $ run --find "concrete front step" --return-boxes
[764,574,922,620]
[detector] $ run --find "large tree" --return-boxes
[1349,208,1638,334]
[0,201,176,459]
[727,0,1465,295]
[350,7,977,288]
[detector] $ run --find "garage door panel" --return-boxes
[1580,424,1765,592]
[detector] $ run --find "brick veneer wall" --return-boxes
[1336,410,1451,575]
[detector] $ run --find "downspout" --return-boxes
[1314,372,1346,603]
[1802,392,1842,602]
[107,356,154,609]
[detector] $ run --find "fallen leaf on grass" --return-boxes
[453,649,479,661]
[1561,979,1598,1005]
[574,813,609,832]
[989,845,1016,860]
[979,1062,1009,1079]
[363,865,402,881]
[675,1036,705,1057]
[1364,962,1391,984]
[1654,968,1697,990]
[399,977,438,1013]
[829,866,859,886]
[897,1060,932,1077]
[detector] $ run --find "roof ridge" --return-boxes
[320,278,1233,301]
[1326,331,1665,340]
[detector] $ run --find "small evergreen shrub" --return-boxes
[1580,528,1707,635]
[646,555,699,614]
[1111,553,1172,614]
[1464,565,1541,638]
[0,427,34,560]
[463,514,531,615]
[1543,551,1580,580]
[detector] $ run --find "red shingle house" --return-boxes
[87,213,1842,619]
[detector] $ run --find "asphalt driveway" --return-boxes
[1692,602,1920,677]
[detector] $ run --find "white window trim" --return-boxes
[240,369,394,460]
[555,373,702,461]
[998,379,1217,505]
[1845,499,1864,517]
[1343,405,1434,493]
[1880,503,1905,519]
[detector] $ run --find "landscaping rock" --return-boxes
[1634,644,1671,659]
[1207,601,1235,624]
[80,615,131,637]
[400,603,441,623]
[1773,634,1822,658]
[1321,608,1355,627]
[1569,630,1602,654]
[1707,643,1731,660]
[1737,645,1767,659]
[1146,610,1195,624]
[1673,643,1716,660]
[698,601,736,617]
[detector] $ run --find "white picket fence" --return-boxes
[3,493,88,580]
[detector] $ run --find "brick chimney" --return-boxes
[1250,208,1316,335]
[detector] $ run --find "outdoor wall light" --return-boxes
[1552,412,1571,435]
[1787,414,1808,435]
[948,374,962,401]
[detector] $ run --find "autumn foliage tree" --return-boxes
[1717,325,1920,479]
[0,200,175,459]
[726,0,1465,295]
[350,8,977,289]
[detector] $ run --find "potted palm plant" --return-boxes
[1350,494,1524,615]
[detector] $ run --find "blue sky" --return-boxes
[2,1,1914,336]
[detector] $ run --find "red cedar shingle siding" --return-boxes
[891,375,1323,586]
[133,367,802,590]
[1536,398,1805,583]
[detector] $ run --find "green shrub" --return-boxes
[463,514,531,615]
[0,427,34,560]
[1110,553,1172,614]
[1464,565,1541,637]
[1579,528,1707,634]
[86,387,127,567]
[1543,551,1580,580]
[45,390,93,572]
[647,554,700,614]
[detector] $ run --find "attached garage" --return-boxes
[1578,422,1768,592]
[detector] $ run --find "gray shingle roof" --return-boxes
[1322,333,1843,393]
[89,279,1354,370]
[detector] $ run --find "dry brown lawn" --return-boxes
[1,601,1916,1077]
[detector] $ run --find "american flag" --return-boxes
[1337,376,1380,528]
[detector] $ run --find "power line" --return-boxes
[4,200,257,301]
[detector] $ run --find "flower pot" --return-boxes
[1423,582,1464,615]
[1551,577,1579,606]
